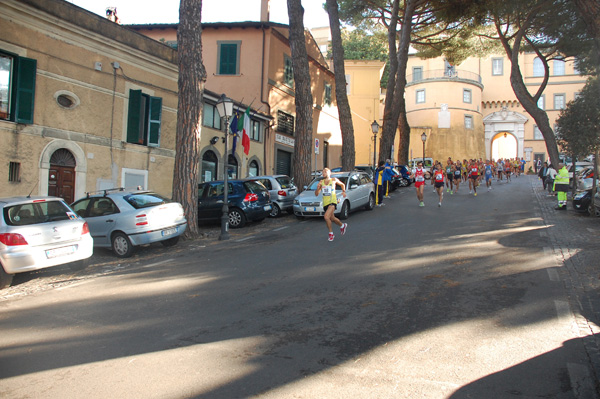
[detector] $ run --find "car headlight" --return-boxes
[293,199,299,205]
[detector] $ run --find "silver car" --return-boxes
[246,175,297,217]
[0,196,94,289]
[71,189,187,258]
[293,171,375,219]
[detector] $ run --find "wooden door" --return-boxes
[48,166,75,204]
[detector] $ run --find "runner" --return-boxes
[453,161,462,193]
[462,159,468,182]
[445,159,454,194]
[505,160,512,182]
[315,167,347,242]
[433,163,445,207]
[496,159,504,181]
[414,161,428,207]
[468,159,479,196]
[484,160,494,190]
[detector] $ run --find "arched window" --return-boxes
[50,149,76,167]
[248,160,259,177]
[227,154,238,179]
[201,150,218,182]
[533,57,544,77]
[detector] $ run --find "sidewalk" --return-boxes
[531,176,600,389]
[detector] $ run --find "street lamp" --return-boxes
[421,132,427,164]
[215,94,234,241]
[371,120,380,167]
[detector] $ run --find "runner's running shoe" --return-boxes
[340,223,347,235]
[328,232,334,242]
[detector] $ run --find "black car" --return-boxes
[198,180,272,228]
[572,189,592,213]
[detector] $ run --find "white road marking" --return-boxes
[235,236,254,242]
[273,226,289,232]
[142,259,174,269]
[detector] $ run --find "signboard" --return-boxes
[315,138,319,154]
[275,133,295,147]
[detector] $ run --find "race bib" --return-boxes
[416,176,425,182]
[322,185,332,196]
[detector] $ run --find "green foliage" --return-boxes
[556,77,600,158]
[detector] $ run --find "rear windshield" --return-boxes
[275,176,294,189]
[124,192,170,209]
[3,200,75,226]
[306,176,348,191]
[244,181,267,194]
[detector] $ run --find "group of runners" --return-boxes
[414,157,525,207]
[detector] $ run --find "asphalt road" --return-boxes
[1,176,598,398]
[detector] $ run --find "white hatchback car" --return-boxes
[71,189,187,258]
[0,196,94,289]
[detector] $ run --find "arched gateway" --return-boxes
[483,107,528,161]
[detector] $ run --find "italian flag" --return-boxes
[242,107,250,155]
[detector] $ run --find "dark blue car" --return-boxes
[198,180,272,228]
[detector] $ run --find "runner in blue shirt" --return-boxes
[484,160,494,191]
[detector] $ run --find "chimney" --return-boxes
[260,0,270,23]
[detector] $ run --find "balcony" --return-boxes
[407,69,483,88]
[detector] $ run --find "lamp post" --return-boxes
[371,120,380,167]
[421,132,427,164]
[215,94,234,241]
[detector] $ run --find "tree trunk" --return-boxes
[172,0,206,239]
[287,0,313,191]
[495,15,561,169]
[326,0,355,171]
[380,0,416,166]
[380,0,400,165]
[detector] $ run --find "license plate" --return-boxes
[46,245,76,259]
[304,207,317,212]
[161,227,177,237]
[264,205,272,211]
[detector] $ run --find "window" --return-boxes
[227,154,238,179]
[276,110,294,135]
[416,89,425,104]
[492,58,503,75]
[201,150,218,182]
[464,115,473,129]
[250,120,260,141]
[533,125,544,140]
[202,103,222,129]
[537,95,545,110]
[463,89,472,104]
[284,54,294,87]
[324,83,332,106]
[248,160,259,177]
[217,42,240,75]
[0,51,36,123]
[553,59,565,76]
[122,168,148,189]
[533,57,544,77]
[126,89,162,147]
[8,162,20,182]
[554,94,566,110]
[412,67,423,82]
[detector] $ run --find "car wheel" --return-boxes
[0,264,13,290]
[112,232,135,258]
[270,203,281,218]
[339,200,350,220]
[366,192,375,211]
[400,178,410,187]
[161,236,180,247]
[229,208,246,228]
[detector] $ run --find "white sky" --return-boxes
[66,0,330,28]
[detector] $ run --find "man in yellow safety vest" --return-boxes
[553,163,570,210]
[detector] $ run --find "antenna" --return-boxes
[26,181,39,198]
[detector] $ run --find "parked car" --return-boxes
[198,180,271,228]
[245,175,297,217]
[575,166,599,191]
[293,171,375,219]
[0,196,93,288]
[567,162,593,183]
[353,165,374,179]
[392,165,412,188]
[573,189,593,213]
[71,189,187,258]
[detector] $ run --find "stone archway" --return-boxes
[491,132,518,160]
[39,139,87,199]
[483,107,528,161]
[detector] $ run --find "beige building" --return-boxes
[0,0,183,201]
[131,12,341,179]
[403,53,586,169]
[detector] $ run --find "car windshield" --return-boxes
[276,176,294,189]
[306,176,349,191]
[244,181,267,193]
[124,192,170,209]
[3,200,74,226]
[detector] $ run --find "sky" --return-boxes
[67,0,330,28]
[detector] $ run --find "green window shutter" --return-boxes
[219,43,237,75]
[148,96,162,147]
[127,89,143,144]
[15,57,36,124]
